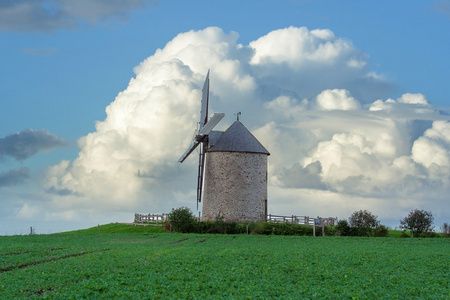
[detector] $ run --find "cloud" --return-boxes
[432,1,450,16]
[42,26,450,225]
[0,129,67,161]
[412,121,450,169]
[275,161,327,190]
[45,186,82,197]
[0,0,154,33]
[315,89,360,111]
[0,167,30,187]
[248,26,394,103]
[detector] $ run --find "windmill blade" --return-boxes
[199,70,210,129]
[197,143,206,207]
[178,141,200,163]
[198,113,225,136]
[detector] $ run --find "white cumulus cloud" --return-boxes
[315,89,360,111]
[37,26,450,226]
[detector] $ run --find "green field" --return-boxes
[1,227,449,299]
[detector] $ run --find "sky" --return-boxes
[1,0,449,235]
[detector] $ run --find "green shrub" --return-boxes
[249,222,316,236]
[195,218,243,234]
[325,224,337,236]
[167,207,197,233]
[441,223,449,238]
[207,217,238,234]
[236,222,259,234]
[374,225,389,237]
[163,220,171,232]
[349,210,380,237]
[400,209,434,238]
[210,216,228,234]
[336,220,351,236]
[235,222,250,234]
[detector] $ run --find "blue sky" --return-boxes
[1,0,449,234]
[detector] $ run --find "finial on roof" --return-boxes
[235,111,241,121]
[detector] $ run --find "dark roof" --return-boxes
[207,121,270,155]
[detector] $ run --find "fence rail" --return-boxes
[135,213,337,226]
[134,213,168,223]
[267,214,337,226]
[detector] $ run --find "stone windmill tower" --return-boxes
[179,72,270,221]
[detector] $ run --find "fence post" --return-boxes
[322,219,325,236]
[313,220,316,237]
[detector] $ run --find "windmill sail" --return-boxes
[197,143,206,208]
[200,70,209,129]
[198,113,225,135]
[178,70,224,207]
[178,141,200,163]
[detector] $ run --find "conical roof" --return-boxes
[207,121,270,155]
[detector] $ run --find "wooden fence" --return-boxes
[134,213,337,236]
[267,214,337,236]
[267,214,337,226]
[134,213,168,223]
[135,213,336,226]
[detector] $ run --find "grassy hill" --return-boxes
[63,222,415,237]
[61,223,166,234]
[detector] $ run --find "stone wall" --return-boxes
[202,151,268,221]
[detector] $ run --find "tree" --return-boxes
[348,210,380,237]
[373,225,389,237]
[336,220,351,236]
[167,207,197,233]
[441,223,449,238]
[400,209,434,238]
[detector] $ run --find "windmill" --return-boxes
[178,71,224,209]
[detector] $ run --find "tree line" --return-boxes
[166,207,449,238]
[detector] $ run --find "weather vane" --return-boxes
[235,112,241,121]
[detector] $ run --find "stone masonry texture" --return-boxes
[202,151,268,221]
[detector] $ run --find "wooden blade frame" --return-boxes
[197,142,206,209]
[198,113,225,136]
[177,71,219,210]
[178,141,200,163]
[197,71,209,208]
[200,70,210,130]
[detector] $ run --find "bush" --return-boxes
[374,225,389,237]
[239,222,259,234]
[163,220,171,232]
[167,207,197,233]
[441,223,449,238]
[250,222,313,236]
[207,216,238,234]
[348,210,380,237]
[326,224,337,236]
[195,218,243,234]
[336,220,351,236]
[400,209,434,238]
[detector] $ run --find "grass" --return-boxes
[58,222,440,238]
[387,229,407,238]
[61,223,166,234]
[61,223,427,238]
[0,229,449,299]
